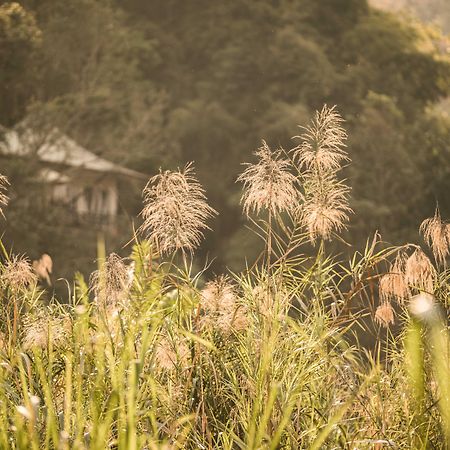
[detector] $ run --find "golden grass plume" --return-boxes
[199,275,248,333]
[22,310,70,350]
[379,252,409,304]
[89,253,129,308]
[292,104,348,171]
[1,255,37,290]
[141,163,216,254]
[405,248,436,293]
[375,302,395,327]
[420,208,450,266]
[237,140,299,217]
[292,105,352,242]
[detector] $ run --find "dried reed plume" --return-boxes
[0,175,9,217]
[375,302,395,327]
[292,105,348,171]
[420,208,450,266]
[201,275,236,314]
[300,174,352,242]
[292,105,351,242]
[200,275,248,333]
[405,249,436,293]
[141,163,216,254]
[1,255,37,290]
[379,253,409,304]
[237,140,299,217]
[90,253,129,308]
[22,311,69,350]
[155,335,190,370]
[251,283,290,320]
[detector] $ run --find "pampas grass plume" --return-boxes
[420,208,450,266]
[141,163,216,255]
[1,255,37,290]
[238,140,299,217]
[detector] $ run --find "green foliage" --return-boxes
[405,297,450,446]
[0,104,449,445]
[1,0,450,274]
[370,0,450,34]
[0,2,41,125]
[348,92,422,243]
[339,11,450,111]
[0,216,448,447]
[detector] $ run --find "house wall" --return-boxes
[47,171,119,221]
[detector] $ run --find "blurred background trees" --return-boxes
[371,0,450,33]
[0,0,449,280]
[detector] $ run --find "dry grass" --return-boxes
[140,163,217,255]
[420,207,450,266]
[0,105,448,449]
[1,255,37,289]
[292,105,352,242]
[238,140,300,218]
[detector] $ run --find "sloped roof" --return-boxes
[0,127,147,180]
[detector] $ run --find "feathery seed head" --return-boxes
[251,283,290,320]
[375,302,395,327]
[379,253,409,304]
[155,335,190,371]
[22,311,69,350]
[405,249,436,293]
[238,140,299,217]
[420,208,450,266]
[1,255,37,290]
[409,292,436,320]
[200,275,248,333]
[292,105,348,171]
[201,275,236,315]
[90,253,129,308]
[293,106,352,242]
[299,174,352,242]
[141,163,216,254]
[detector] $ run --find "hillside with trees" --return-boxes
[370,0,450,33]
[1,0,449,280]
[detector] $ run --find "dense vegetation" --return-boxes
[0,105,449,448]
[1,1,449,447]
[370,0,450,33]
[0,0,449,281]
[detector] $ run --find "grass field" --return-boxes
[0,106,449,449]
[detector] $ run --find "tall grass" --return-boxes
[0,105,449,449]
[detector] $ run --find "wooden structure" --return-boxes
[0,127,146,222]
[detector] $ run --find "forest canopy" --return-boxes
[1,0,449,278]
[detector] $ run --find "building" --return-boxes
[0,126,147,223]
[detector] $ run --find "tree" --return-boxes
[0,2,41,125]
